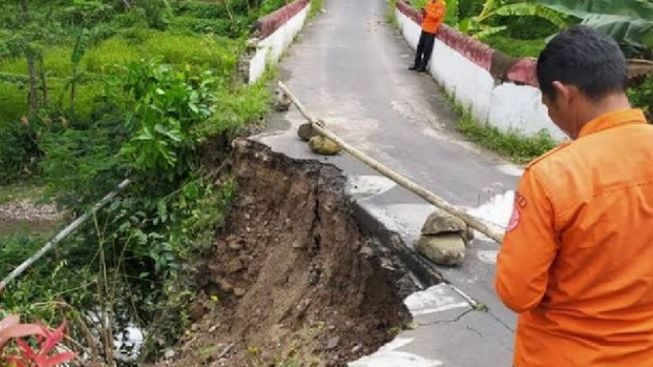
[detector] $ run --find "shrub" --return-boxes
[628,74,653,120]
[118,60,217,179]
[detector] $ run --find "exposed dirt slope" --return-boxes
[157,140,419,367]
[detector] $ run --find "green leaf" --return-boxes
[491,4,568,29]
[534,0,653,56]
[71,27,92,65]
[474,25,508,39]
[479,0,498,19]
[534,0,653,20]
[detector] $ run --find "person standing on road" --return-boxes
[496,26,653,367]
[409,0,446,72]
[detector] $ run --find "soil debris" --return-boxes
[155,139,419,367]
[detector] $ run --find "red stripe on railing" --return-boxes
[254,0,311,40]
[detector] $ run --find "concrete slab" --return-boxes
[349,285,513,367]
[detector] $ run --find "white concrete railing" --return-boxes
[248,0,311,83]
[395,3,565,141]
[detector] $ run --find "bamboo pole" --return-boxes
[0,179,132,292]
[278,81,505,244]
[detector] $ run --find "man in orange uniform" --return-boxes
[409,0,445,72]
[496,26,653,366]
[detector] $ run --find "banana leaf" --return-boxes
[534,0,653,57]
[490,3,568,29]
[534,0,653,19]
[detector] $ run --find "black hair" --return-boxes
[537,25,627,100]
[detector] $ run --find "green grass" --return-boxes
[386,0,399,26]
[86,31,241,74]
[0,180,47,205]
[446,94,557,163]
[309,0,325,19]
[0,46,74,78]
[0,82,27,122]
[411,0,426,9]
[83,37,142,73]
[193,74,272,139]
[0,30,244,127]
[481,35,546,58]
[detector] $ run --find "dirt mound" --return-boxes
[157,140,420,367]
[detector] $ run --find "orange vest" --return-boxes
[421,0,445,34]
[496,109,653,367]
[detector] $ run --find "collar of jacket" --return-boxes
[579,108,647,138]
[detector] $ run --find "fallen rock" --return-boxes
[309,136,341,156]
[274,88,292,111]
[228,240,243,251]
[233,287,246,297]
[226,258,245,274]
[326,336,340,351]
[415,233,466,266]
[189,299,208,321]
[297,122,319,141]
[164,349,176,360]
[217,278,234,293]
[421,211,467,236]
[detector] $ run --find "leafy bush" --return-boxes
[57,1,117,27]
[119,60,217,179]
[628,74,653,120]
[481,34,546,57]
[498,14,559,40]
[258,0,288,17]
[0,119,38,184]
[172,1,230,19]
[458,0,484,19]
[140,0,173,30]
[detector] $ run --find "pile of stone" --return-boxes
[297,121,342,156]
[416,210,473,266]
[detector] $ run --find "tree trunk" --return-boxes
[19,0,38,117]
[70,74,77,117]
[39,54,48,108]
[26,49,38,117]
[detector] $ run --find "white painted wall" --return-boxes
[395,9,565,141]
[249,5,310,84]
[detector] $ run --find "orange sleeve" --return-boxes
[495,168,559,313]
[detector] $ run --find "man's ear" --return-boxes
[552,81,572,105]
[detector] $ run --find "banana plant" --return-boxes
[534,0,653,57]
[457,0,567,39]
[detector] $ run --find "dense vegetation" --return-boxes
[0,0,282,364]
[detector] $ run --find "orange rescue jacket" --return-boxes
[496,109,653,367]
[421,0,445,34]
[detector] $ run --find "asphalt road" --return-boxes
[254,0,527,364]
